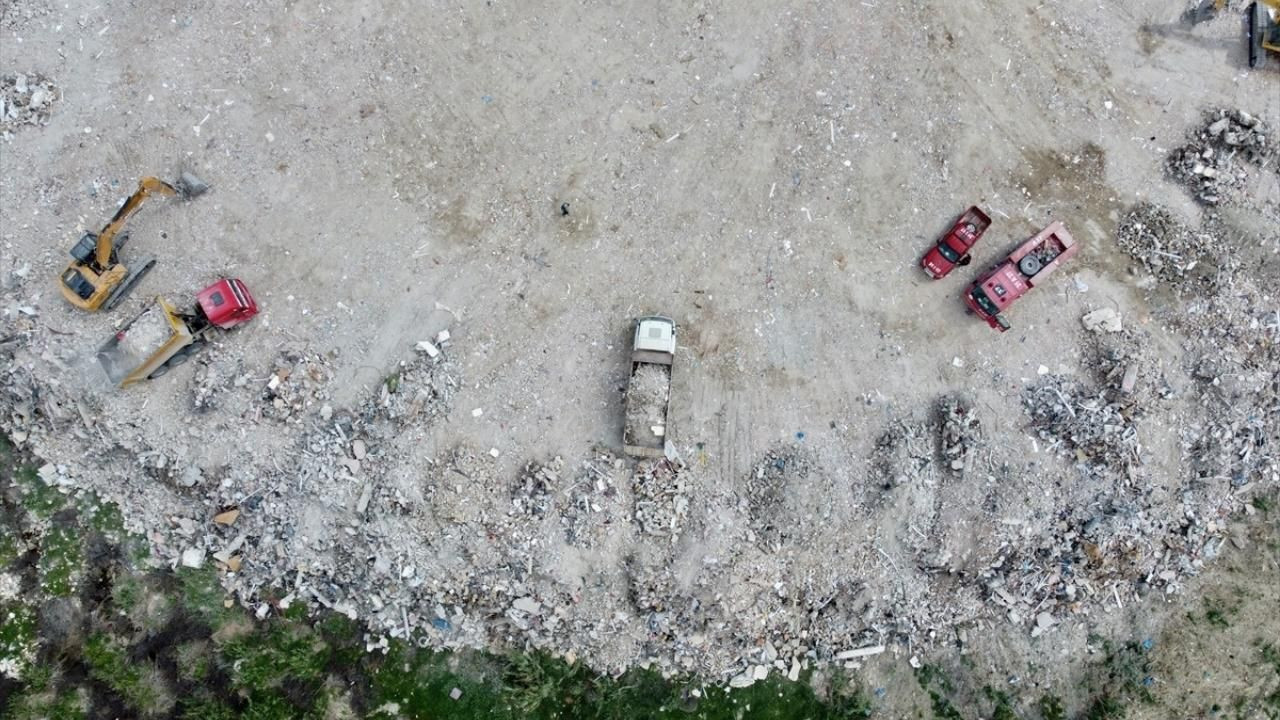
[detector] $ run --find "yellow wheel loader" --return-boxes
[57,173,208,312]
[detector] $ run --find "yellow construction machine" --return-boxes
[1209,0,1280,66]
[58,173,207,312]
[1248,1,1280,67]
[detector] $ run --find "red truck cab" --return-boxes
[921,206,992,279]
[963,221,1078,332]
[196,278,258,329]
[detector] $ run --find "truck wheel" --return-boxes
[1018,254,1043,277]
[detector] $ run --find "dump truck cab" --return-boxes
[634,316,677,356]
[196,278,258,329]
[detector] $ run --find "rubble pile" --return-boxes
[261,347,333,423]
[368,340,459,427]
[631,458,688,540]
[1176,280,1280,489]
[188,352,244,413]
[1024,375,1142,481]
[869,420,935,491]
[559,452,629,547]
[744,448,810,551]
[0,73,59,137]
[1114,203,1212,285]
[938,398,980,473]
[511,457,562,517]
[1166,108,1276,206]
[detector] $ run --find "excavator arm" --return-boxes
[93,177,179,268]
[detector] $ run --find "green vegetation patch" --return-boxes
[37,524,83,597]
[14,466,65,518]
[1,601,38,678]
[84,632,174,716]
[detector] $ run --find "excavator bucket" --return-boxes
[177,172,209,198]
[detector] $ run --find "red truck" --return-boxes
[963,221,1079,332]
[921,206,992,279]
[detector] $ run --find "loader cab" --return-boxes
[196,278,258,329]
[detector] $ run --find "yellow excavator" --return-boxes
[1248,1,1280,67]
[58,173,207,312]
[1208,0,1280,66]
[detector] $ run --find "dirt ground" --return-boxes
[2,0,1277,688]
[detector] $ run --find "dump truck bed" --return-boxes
[97,300,192,386]
[623,356,673,457]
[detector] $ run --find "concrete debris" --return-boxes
[262,347,334,423]
[1166,108,1275,206]
[745,448,810,551]
[632,458,688,540]
[834,644,886,660]
[180,547,205,569]
[1025,373,1143,480]
[1081,308,1122,333]
[1,73,60,138]
[939,398,980,472]
[213,508,240,525]
[1114,202,1210,285]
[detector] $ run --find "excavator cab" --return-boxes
[60,267,97,301]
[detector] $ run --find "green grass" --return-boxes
[3,664,88,720]
[983,685,1017,720]
[84,632,173,715]
[1038,694,1067,720]
[177,692,240,720]
[914,665,964,720]
[178,565,235,628]
[0,532,20,566]
[1,601,38,678]
[14,466,65,518]
[37,524,82,597]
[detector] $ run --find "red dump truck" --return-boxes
[963,221,1078,332]
[97,278,258,387]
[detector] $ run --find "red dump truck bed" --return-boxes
[963,221,1078,332]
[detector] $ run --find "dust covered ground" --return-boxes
[1,0,1278,686]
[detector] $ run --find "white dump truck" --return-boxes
[623,315,676,458]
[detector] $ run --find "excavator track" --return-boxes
[102,256,157,311]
